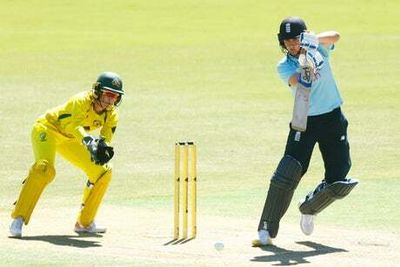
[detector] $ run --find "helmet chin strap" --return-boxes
[293,51,301,58]
[94,98,112,113]
[288,48,301,58]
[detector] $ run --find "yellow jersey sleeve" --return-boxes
[100,109,119,143]
[44,91,92,141]
[43,91,119,144]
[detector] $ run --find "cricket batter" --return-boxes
[9,72,124,237]
[253,17,358,246]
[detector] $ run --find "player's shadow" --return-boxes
[251,241,348,265]
[12,235,103,248]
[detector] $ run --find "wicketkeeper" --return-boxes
[9,72,124,237]
[253,17,358,246]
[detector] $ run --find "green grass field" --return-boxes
[1,0,399,265]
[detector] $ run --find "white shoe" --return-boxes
[300,214,314,235]
[74,222,106,234]
[10,217,24,237]
[252,230,273,247]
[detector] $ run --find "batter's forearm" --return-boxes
[288,73,300,87]
[317,31,340,46]
[100,127,115,144]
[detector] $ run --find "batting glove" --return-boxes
[298,67,313,88]
[305,50,324,72]
[299,49,324,81]
[300,32,319,51]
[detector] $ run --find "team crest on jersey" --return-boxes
[112,78,121,88]
[285,23,291,33]
[93,120,102,128]
[39,132,47,142]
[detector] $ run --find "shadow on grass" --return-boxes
[163,237,195,245]
[251,241,348,265]
[10,234,103,248]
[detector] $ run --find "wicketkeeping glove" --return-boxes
[82,136,114,165]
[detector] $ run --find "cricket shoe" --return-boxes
[74,222,107,234]
[9,217,24,238]
[252,229,273,247]
[300,214,315,235]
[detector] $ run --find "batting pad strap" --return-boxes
[78,168,112,227]
[12,160,56,224]
[299,178,359,215]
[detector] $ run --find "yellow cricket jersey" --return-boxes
[38,91,119,143]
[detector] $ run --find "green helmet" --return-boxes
[93,72,124,106]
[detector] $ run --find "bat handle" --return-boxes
[299,48,308,67]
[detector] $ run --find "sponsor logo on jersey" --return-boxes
[93,120,102,128]
[39,132,47,142]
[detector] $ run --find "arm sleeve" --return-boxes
[60,98,89,141]
[277,61,297,86]
[318,44,334,58]
[100,111,119,143]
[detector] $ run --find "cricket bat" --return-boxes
[291,50,312,132]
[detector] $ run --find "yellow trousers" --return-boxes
[12,120,111,226]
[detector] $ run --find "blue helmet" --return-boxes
[277,17,307,47]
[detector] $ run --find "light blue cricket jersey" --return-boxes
[277,45,343,116]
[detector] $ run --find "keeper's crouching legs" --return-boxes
[11,160,56,224]
[78,167,112,227]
